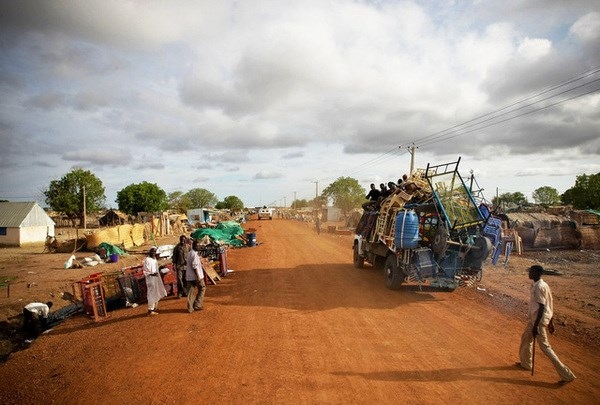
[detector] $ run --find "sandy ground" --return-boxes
[0,218,599,404]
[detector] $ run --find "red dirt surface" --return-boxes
[0,218,599,404]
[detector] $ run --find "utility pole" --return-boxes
[312,181,319,207]
[293,192,296,209]
[407,143,417,175]
[82,185,87,230]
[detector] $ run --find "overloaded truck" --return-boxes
[353,157,492,291]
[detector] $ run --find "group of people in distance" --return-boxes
[143,235,206,316]
[363,174,410,210]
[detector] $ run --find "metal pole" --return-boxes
[82,185,87,230]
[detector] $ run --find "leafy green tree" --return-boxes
[321,177,365,216]
[532,186,560,207]
[168,191,191,213]
[492,192,528,210]
[116,182,169,215]
[218,195,244,211]
[184,188,218,208]
[43,168,106,226]
[562,173,600,210]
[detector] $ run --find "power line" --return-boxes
[414,66,600,146]
[418,78,600,147]
[337,67,600,183]
[419,85,600,147]
[345,146,408,177]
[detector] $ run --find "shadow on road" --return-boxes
[331,365,562,388]
[208,263,443,311]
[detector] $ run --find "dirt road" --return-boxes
[1,219,599,404]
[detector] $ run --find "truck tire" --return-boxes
[469,236,491,260]
[353,243,364,269]
[384,254,403,290]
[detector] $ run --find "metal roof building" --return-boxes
[0,202,55,247]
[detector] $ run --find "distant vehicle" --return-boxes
[353,157,492,291]
[258,207,274,220]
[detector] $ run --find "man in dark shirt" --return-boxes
[362,183,381,210]
[172,235,190,298]
[366,183,381,201]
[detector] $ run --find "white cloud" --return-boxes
[517,37,552,61]
[254,171,283,180]
[570,11,600,42]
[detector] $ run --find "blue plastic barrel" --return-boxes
[394,210,420,249]
[246,232,256,247]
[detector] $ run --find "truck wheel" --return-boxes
[469,236,492,260]
[384,255,403,290]
[353,244,364,269]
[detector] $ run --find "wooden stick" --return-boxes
[531,336,536,376]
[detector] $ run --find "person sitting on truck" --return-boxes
[362,183,381,209]
[387,181,397,195]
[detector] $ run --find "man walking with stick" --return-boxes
[516,265,576,384]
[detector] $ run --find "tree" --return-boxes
[168,191,191,213]
[532,186,560,207]
[562,172,600,210]
[43,168,106,226]
[184,188,218,208]
[116,182,169,216]
[321,177,365,216]
[491,192,528,210]
[217,195,245,211]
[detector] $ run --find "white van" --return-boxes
[258,208,273,220]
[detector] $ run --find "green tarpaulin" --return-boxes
[190,221,245,246]
[98,242,126,256]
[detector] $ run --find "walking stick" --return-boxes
[531,336,536,376]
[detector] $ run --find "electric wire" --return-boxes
[343,67,600,179]
[415,66,600,146]
[419,85,600,147]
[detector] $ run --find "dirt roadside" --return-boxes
[0,218,599,403]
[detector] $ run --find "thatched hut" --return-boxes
[99,209,129,227]
[501,212,580,250]
[571,210,600,250]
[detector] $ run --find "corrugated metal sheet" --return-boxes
[0,202,55,227]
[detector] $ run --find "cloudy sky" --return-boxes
[1,0,599,209]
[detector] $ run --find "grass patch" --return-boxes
[0,276,17,288]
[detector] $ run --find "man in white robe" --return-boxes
[143,247,167,316]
